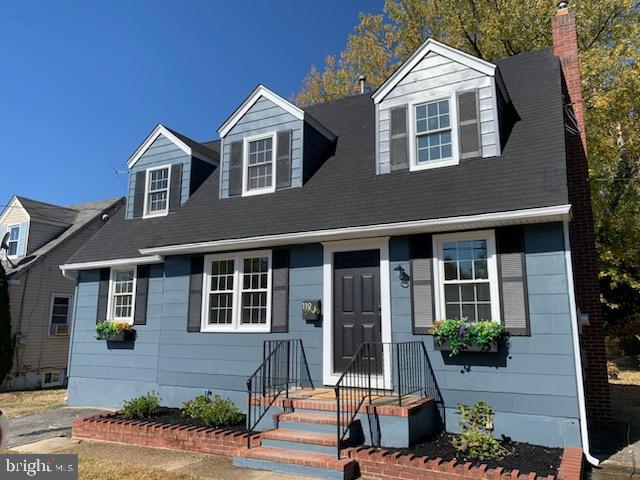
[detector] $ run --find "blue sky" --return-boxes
[0,0,380,207]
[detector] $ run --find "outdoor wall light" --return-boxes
[394,265,410,288]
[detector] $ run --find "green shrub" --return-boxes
[431,319,504,356]
[182,393,244,427]
[95,320,133,340]
[451,401,507,461]
[122,391,160,419]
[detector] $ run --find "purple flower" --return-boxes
[458,325,466,335]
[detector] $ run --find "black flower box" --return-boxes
[433,339,499,353]
[105,330,136,343]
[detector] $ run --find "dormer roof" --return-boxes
[372,38,498,104]
[127,124,218,169]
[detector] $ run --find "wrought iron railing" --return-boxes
[334,341,443,457]
[246,339,314,448]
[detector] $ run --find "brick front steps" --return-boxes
[72,413,583,480]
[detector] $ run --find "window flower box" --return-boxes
[433,338,499,353]
[96,320,135,342]
[431,319,504,356]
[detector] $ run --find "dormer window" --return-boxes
[144,165,170,218]
[415,99,452,164]
[7,225,20,256]
[409,95,459,171]
[243,133,276,195]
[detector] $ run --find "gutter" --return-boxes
[563,220,600,467]
[60,255,163,276]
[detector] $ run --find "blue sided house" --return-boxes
[61,6,609,478]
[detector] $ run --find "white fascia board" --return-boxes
[60,255,163,272]
[218,85,305,138]
[139,204,572,256]
[127,124,216,169]
[372,38,497,104]
[0,196,30,225]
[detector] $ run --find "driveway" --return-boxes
[6,407,107,447]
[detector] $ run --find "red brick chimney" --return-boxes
[552,2,612,426]
[552,2,587,152]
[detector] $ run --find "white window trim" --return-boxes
[6,223,21,259]
[201,250,272,333]
[242,132,277,197]
[142,164,172,218]
[48,293,73,337]
[106,266,137,324]
[408,94,459,171]
[432,229,501,323]
[41,368,63,388]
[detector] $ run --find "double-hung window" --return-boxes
[145,166,170,217]
[202,251,271,332]
[7,225,20,256]
[244,133,275,194]
[49,295,72,336]
[433,231,500,323]
[108,268,136,322]
[410,96,458,171]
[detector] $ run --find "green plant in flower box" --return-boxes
[431,319,504,356]
[95,320,133,340]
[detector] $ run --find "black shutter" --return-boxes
[276,130,292,189]
[271,249,289,333]
[390,105,409,171]
[133,171,146,218]
[134,265,150,326]
[187,256,204,332]
[410,234,435,334]
[96,268,110,323]
[496,226,530,335]
[168,163,183,212]
[457,90,481,159]
[228,141,243,196]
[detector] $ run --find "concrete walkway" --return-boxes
[11,437,316,479]
[7,407,107,447]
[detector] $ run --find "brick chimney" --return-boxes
[552,2,612,426]
[552,2,587,152]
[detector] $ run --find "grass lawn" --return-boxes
[78,458,199,480]
[4,451,198,480]
[0,388,67,417]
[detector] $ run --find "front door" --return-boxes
[333,249,382,374]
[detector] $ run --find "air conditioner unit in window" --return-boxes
[50,324,69,336]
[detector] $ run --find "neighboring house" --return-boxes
[61,5,609,475]
[0,195,124,390]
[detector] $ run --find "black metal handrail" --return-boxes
[334,341,443,458]
[246,339,314,448]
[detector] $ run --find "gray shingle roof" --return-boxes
[67,48,568,264]
[16,196,78,225]
[6,197,124,274]
[164,127,219,162]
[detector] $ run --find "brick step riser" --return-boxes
[261,438,337,455]
[233,456,352,480]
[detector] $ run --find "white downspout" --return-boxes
[563,220,600,466]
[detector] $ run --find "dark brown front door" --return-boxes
[333,250,382,374]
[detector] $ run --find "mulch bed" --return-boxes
[111,407,246,432]
[388,432,563,477]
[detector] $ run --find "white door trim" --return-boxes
[322,237,392,387]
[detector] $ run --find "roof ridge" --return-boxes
[15,195,78,212]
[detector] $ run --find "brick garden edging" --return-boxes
[71,413,259,456]
[344,445,583,480]
[72,413,583,480]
